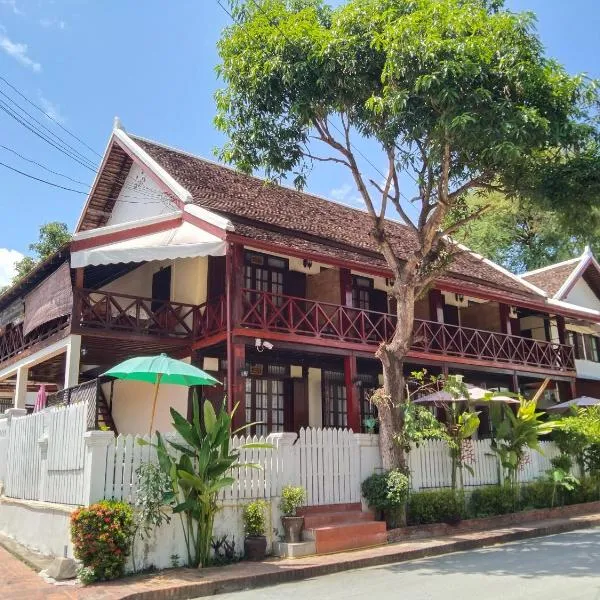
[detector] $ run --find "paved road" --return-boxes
[209,528,600,600]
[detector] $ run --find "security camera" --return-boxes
[262,341,274,350]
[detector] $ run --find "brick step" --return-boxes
[303,520,387,554]
[303,511,374,529]
[298,503,362,516]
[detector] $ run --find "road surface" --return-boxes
[207,528,600,599]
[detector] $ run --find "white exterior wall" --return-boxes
[106,163,178,226]
[106,367,191,435]
[566,279,600,312]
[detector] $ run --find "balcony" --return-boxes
[239,289,576,373]
[73,289,226,341]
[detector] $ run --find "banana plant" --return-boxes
[491,398,560,493]
[141,395,271,567]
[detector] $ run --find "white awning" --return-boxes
[71,221,226,267]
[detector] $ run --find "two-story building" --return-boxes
[0,121,596,434]
[521,248,600,400]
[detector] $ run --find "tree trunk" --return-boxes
[376,282,416,472]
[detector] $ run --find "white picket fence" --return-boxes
[408,438,562,490]
[102,428,361,505]
[0,405,568,508]
[3,402,88,504]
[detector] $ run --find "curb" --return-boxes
[114,514,600,600]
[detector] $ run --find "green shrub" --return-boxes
[362,470,410,512]
[407,489,465,526]
[243,500,268,537]
[468,485,516,518]
[280,485,306,517]
[70,500,134,583]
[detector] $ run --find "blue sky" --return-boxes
[0,0,598,284]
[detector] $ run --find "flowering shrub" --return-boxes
[70,500,135,583]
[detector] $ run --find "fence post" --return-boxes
[267,432,298,493]
[82,430,114,505]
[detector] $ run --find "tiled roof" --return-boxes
[521,260,581,297]
[132,136,540,300]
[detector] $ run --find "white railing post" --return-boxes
[82,430,115,505]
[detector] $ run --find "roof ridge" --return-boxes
[520,255,582,278]
[128,133,409,226]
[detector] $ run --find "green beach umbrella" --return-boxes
[103,353,221,435]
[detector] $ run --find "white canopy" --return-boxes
[71,220,226,267]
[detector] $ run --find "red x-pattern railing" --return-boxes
[0,316,70,364]
[75,288,199,339]
[240,288,576,372]
[241,288,396,342]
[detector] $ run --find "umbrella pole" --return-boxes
[149,374,162,436]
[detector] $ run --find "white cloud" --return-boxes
[39,95,66,123]
[0,0,24,16]
[0,249,24,287]
[330,183,364,206]
[0,34,41,72]
[39,17,66,30]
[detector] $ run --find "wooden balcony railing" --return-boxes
[0,316,71,365]
[73,289,226,341]
[240,289,576,372]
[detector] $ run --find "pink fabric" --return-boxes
[33,384,47,413]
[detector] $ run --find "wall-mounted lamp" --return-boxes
[239,368,249,378]
[254,338,274,352]
[303,258,313,269]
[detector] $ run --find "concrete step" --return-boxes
[303,520,388,554]
[303,510,374,529]
[298,503,362,516]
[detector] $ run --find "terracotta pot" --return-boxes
[281,515,304,543]
[244,535,267,561]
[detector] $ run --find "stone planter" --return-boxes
[281,515,305,543]
[244,536,267,561]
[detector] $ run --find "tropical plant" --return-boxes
[70,500,135,583]
[280,485,307,517]
[490,398,559,492]
[362,469,410,527]
[216,0,600,474]
[142,397,271,567]
[243,500,268,537]
[131,462,172,572]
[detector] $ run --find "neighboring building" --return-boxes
[0,121,596,434]
[522,248,600,400]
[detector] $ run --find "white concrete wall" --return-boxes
[566,279,600,312]
[0,497,74,557]
[106,163,178,226]
[106,376,190,435]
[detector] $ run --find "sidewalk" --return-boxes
[2,511,599,600]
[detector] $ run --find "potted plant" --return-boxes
[280,485,306,543]
[243,500,268,561]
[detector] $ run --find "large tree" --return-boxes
[215,0,600,471]
[453,193,600,273]
[12,222,71,283]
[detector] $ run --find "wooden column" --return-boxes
[226,243,245,417]
[499,303,512,335]
[428,289,444,323]
[344,355,360,432]
[556,315,567,345]
[339,268,353,307]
